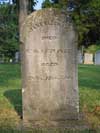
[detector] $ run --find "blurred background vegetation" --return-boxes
[0,0,100,61]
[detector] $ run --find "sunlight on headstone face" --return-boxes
[21,8,79,126]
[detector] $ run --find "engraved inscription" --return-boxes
[42,36,57,40]
[41,62,58,66]
[27,75,72,81]
[25,49,72,54]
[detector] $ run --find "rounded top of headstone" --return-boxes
[23,8,68,25]
[21,8,75,42]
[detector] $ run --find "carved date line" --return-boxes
[27,76,72,81]
[41,62,58,66]
[42,36,57,40]
[25,49,72,54]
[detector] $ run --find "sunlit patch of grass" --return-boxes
[0,108,21,129]
[79,87,100,112]
[79,65,100,111]
[79,65,100,129]
[0,64,22,128]
[0,64,100,130]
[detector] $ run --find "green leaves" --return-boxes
[42,0,100,48]
[42,0,53,8]
[0,4,18,59]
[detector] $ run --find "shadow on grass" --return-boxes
[4,89,22,118]
[79,79,100,90]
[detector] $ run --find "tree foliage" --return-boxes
[0,0,37,61]
[0,4,18,61]
[42,0,100,48]
[73,0,100,47]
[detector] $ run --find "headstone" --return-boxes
[95,50,100,65]
[0,54,4,63]
[78,50,83,64]
[84,53,94,64]
[21,8,79,126]
[15,52,20,63]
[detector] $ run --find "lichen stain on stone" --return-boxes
[21,8,69,43]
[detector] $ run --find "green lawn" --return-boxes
[0,64,100,131]
[79,65,100,111]
[0,64,21,128]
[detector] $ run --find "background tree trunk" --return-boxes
[19,0,28,30]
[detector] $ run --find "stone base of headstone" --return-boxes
[22,113,89,129]
[22,109,79,127]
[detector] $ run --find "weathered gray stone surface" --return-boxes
[95,50,100,65]
[84,53,93,64]
[78,50,83,64]
[15,52,20,63]
[21,8,79,126]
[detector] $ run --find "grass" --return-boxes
[0,128,97,133]
[0,64,100,132]
[79,65,100,111]
[0,64,21,129]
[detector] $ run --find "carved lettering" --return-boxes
[41,62,58,66]
[42,36,57,40]
[27,75,72,81]
[25,49,72,54]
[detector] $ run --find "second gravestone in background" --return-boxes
[95,50,100,65]
[21,8,79,126]
[84,53,94,64]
